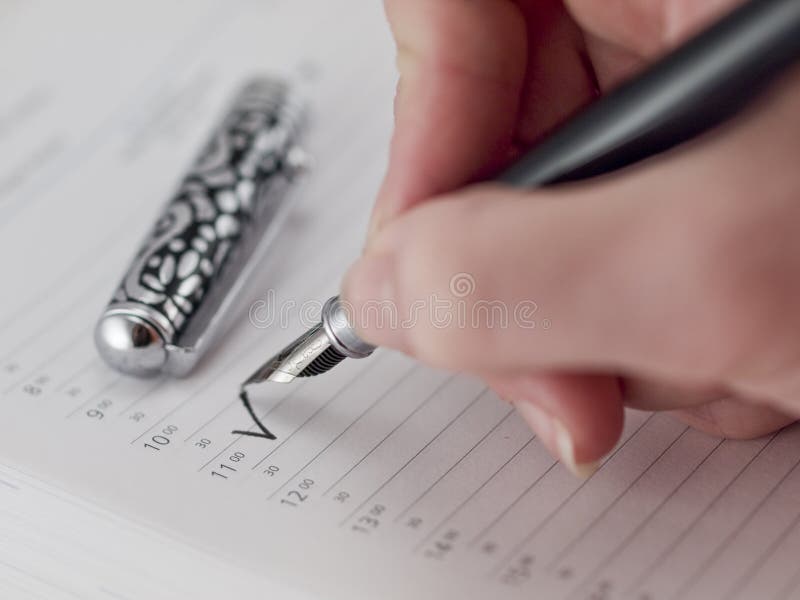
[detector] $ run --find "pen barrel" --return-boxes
[96,78,306,377]
[500,0,800,187]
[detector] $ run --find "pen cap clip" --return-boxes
[96,77,308,377]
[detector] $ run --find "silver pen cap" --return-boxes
[95,77,308,377]
[242,295,375,386]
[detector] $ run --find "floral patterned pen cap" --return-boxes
[95,77,308,377]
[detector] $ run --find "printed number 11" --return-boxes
[211,464,237,479]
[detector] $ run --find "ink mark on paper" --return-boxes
[231,389,276,440]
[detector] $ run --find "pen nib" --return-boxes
[242,323,338,386]
[240,296,375,388]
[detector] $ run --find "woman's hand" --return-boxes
[342,0,800,476]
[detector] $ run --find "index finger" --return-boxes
[371,0,592,239]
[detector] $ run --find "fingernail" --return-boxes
[513,401,599,479]
[553,419,600,479]
[341,253,407,350]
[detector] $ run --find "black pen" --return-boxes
[243,0,800,387]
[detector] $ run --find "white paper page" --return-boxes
[3,2,800,600]
[0,463,315,600]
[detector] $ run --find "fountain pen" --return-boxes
[243,0,800,387]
